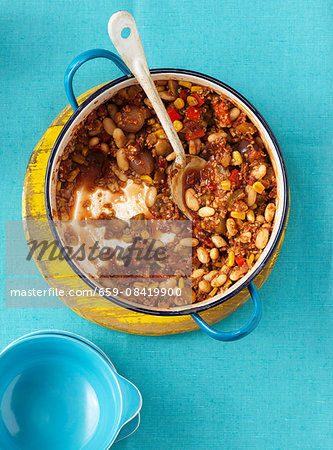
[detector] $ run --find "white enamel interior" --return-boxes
[48,72,287,313]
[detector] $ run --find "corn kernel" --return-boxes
[230,211,246,220]
[187,95,198,106]
[248,254,255,265]
[247,210,255,223]
[140,175,153,184]
[209,287,218,297]
[179,80,192,88]
[141,230,150,239]
[221,180,231,190]
[72,153,85,165]
[174,98,185,109]
[67,168,80,182]
[81,146,89,156]
[191,85,202,92]
[152,122,162,130]
[227,251,235,267]
[232,150,243,165]
[154,129,166,139]
[252,181,265,194]
[173,120,183,132]
[147,118,156,125]
[122,234,132,243]
[178,277,184,289]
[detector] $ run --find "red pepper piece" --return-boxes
[235,256,246,267]
[167,106,181,122]
[186,106,201,122]
[179,89,189,100]
[213,101,231,126]
[208,182,217,190]
[229,169,242,188]
[192,92,204,106]
[185,128,205,140]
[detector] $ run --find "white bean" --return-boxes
[210,248,219,260]
[192,268,205,278]
[159,91,177,101]
[185,188,200,211]
[251,164,267,180]
[179,237,194,247]
[89,137,99,147]
[211,235,227,248]
[188,138,201,155]
[145,186,157,207]
[204,270,219,282]
[192,238,199,246]
[113,128,126,148]
[198,279,211,293]
[256,214,265,224]
[226,218,237,236]
[107,103,118,119]
[103,117,117,135]
[255,227,269,249]
[230,267,245,281]
[112,166,127,182]
[265,203,276,222]
[116,148,129,171]
[160,278,177,289]
[198,206,215,217]
[197,247,210,264]
[246,186,257,207]
[100,143,109,154]
[207,132,228,143]
[239,231,252,243]
[166,152,176,161]
[144,97,153,108]
[211,273,227,287]
[229,107,241,121]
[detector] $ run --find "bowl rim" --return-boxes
[0,330,142,448]
[45,68,289,316]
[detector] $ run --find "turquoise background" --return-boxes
[1,0,332,448]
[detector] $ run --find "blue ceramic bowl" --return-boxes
[0,331,142,449]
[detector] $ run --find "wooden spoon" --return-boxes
[108,11,207,219]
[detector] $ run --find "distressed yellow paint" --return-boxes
[22,86,288,336]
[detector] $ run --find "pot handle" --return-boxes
[191,281,262,341]
[64,49,131,111]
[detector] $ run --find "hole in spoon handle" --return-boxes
[108,11,149,74]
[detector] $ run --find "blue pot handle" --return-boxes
[191,281,262,341]
[64,49,131,111]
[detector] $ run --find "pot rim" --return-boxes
[45,68,289,316]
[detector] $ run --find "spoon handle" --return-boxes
[108,11,186,168]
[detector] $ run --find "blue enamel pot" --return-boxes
[0,331,142,449]
[45,49,289,342]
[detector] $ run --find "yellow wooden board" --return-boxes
[22,84,285,336]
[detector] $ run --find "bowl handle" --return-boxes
[115,373,142,433]
[191,282,262,341]
[64,49,131,111]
